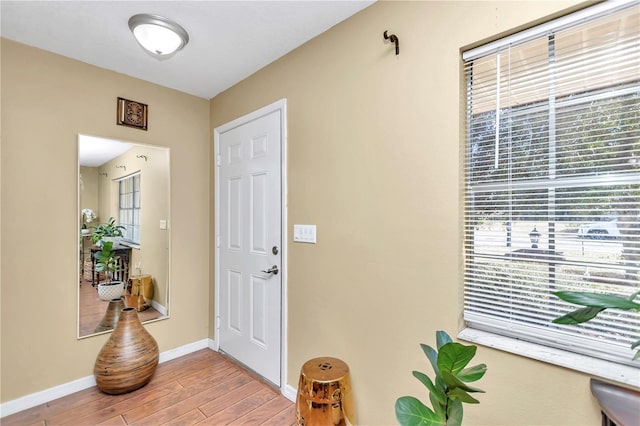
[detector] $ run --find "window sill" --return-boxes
[458,328,640,388]
[119,241,140,250]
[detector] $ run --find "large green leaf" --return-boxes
[552,307,605,324]
[94,252,108,261]
[446,399,463,426]
[440,371,485,394]
[430,392,446,419]
[395,397,445,426]
[448,388,480,404]
[437,343,476,375]
[553,291,640,310]
[413,371,445,405]
[421,344,440,376]
[412,371,435,391]
[100,241,114,252]
[458,364,487,383]
[436,331,453,350]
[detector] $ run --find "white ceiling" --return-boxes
[78,135,133,167]
[1,0,374,100]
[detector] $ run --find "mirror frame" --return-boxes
[77,134,171,339]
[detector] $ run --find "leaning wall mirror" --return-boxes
[78,134,170,338]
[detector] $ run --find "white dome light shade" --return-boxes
[128,14,189,57]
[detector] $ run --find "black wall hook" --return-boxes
[383,30,399,55]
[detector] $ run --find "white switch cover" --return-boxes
[293,224,317,243]
[160,220,168,230]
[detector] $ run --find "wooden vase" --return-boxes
[94,307,159,395]
[94,298,125,333]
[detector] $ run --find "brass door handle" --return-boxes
[261,265,279,275]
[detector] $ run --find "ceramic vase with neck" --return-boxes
[94,307,159,394]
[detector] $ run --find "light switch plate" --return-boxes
[293,224,316,243]
[160,220,168,230]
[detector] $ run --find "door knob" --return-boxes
[261,265,279,275]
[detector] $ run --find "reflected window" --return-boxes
[118,173,141,244]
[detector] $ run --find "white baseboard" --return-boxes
[282,384,297,402]
[158,338,211,363]
[0,375,98,419]
[0,338,216,418]
[151,300,168,316]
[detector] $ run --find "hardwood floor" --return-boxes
[2,349,296,426]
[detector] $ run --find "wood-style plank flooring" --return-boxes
[2,349,296,426]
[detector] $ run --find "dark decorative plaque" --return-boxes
[117,97,148,130]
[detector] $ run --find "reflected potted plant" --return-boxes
[81,208,96,235]
[91,217,126,247]
[95,241,125,301]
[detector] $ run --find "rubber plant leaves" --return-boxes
[552,290,640,360]
[395,331,487,426]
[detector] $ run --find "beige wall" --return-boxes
[210,1,606,425]
[1,39,210,402]
[79,166,99,224]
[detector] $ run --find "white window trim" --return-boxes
[458,328,640,387]
[463,0,638,61]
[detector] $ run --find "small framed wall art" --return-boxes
[117,97,148,130]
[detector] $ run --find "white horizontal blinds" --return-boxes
[463,3,640,366]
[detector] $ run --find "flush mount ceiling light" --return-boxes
[128,14,189,58]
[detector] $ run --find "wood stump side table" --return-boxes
[126,274,153,311]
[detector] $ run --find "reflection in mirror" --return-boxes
[78,134,170,338]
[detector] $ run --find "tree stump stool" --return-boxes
[296,357,355,426]
[126,274,153,311]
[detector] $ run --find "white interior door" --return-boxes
[217,108,282,386]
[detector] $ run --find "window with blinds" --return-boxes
[118,173,141,245]
[463,2,639,367]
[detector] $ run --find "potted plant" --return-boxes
[91,217,126,246]
[95,241,125,301]
[81,208,96,235]
[395,330,487,426]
